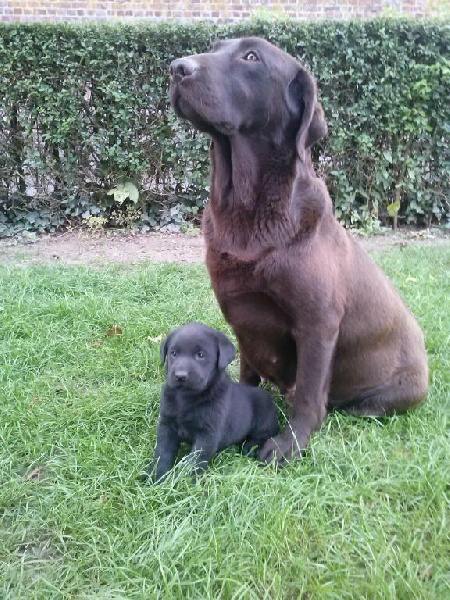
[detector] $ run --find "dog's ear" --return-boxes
[215,331,236,370]
[287,67,328,162]
[160,331,173,364]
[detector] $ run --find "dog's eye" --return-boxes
[196,350,206,359]
[243,51,259,62]
[170,350,177,357]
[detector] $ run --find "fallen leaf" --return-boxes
[92,341,103,347]
[26,466,47,482]
[406,277,418,283]
[419,564,433,581]
[107,325,123,336]
[148,333,164,343]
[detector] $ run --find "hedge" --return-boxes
[0,18,449,236]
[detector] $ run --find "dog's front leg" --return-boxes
[144,416,180,482]
[239,348,261,386]
[259,327,338,464]
[186,435,219,477]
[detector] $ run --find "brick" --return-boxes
[0,0,433,23]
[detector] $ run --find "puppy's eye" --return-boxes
[170,350,177,357]
[196,350,206,359]
[243,51,259,62]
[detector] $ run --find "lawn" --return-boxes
[0,245,449,599]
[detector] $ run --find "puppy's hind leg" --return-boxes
[243,410,280,458]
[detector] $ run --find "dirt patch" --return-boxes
[0,228,448,266]
[0,230,205,266]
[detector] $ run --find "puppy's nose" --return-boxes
[175,370,188,383]
[170,58,197,82]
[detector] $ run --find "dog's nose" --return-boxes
[170,58,197,82]
[175,370,189,383]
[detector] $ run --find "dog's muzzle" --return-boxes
[170,58,198,84]
[174,369,188,384]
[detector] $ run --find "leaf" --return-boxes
[124,181,139,203]
[107,181,139,205]
[107,325,123,336]
[383,150,393,163]
[387,200,400,217]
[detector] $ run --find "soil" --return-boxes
[0,228,448,266]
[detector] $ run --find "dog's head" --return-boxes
[169,37,327,161]
[160,322,236,393]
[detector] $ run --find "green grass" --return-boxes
[0,246,449,599]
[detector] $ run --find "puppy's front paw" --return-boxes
[141,470,152,483]
[258,426,307,465]
[141,460,167,484]
[142,465,158,484]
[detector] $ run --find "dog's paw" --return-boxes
[141,469,154,484]
[141,461,166,484]
[242,440,260,458]
[258,426,307,465]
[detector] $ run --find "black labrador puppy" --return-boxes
[144,322,279,481]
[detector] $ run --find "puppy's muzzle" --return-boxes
[174,369,188,383]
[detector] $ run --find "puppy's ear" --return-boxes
[215,331,236,370]
[160,332,173,364]
[287,67,327,163]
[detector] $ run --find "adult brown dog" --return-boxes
[169,37,428,464]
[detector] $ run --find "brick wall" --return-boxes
[0,0,434,23]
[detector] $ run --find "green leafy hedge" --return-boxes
[0,18,449,236]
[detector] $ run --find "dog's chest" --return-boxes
[167,398,211,442]
[173,420,195,442]
[206,243,279,295]
[204,251,297,388]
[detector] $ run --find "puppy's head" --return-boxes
[160,322,236,393]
